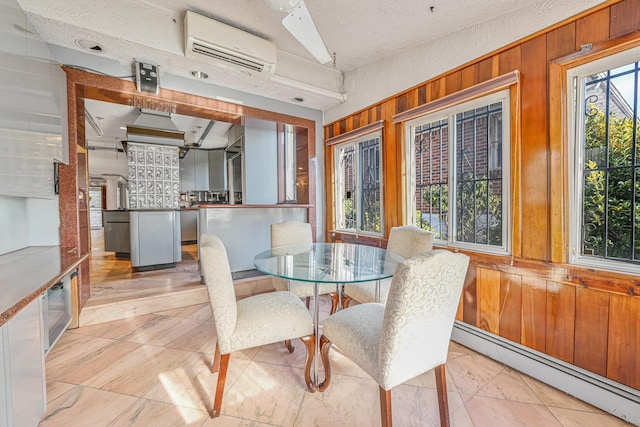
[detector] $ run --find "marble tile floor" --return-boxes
[70,229,630,426]
[40,295,631,427]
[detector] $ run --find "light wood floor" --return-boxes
[38,230,630,426]
[88,228,204,306]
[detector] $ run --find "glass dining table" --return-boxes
[253,242,404,388]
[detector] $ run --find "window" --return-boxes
[568,47,640,273]
[406,90,510,254]
[334,131,382,234]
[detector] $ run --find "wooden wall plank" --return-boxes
[430,77,446,101]
[477,56,496,82]
[546,23,577,61]
[477,268,501,334]
[521,276,547,352]
[607,293,640,389]
[460,64,478,90]
[353,112,362,129]
[610,0,640,38]
[418,85,427,105]
[545,281,575,363]
[498,46,521,75]
[519,35,549,260]
[444,72,461,96]
[456,292,464,321]
[462,265,478,326]
[396,93,409,114]
[574,287,609,376]
[499,273,522,343]
[575,8,610,48]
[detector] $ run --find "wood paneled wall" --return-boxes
[324,0,640,390]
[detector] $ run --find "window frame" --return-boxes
[566,46,640,275]
[404,89,511,255]
[333,130,384,236]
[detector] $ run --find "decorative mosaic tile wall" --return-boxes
[126,142,179,209]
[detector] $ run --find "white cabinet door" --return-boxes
[194,149,209,191]
[208,149,226,191]
[180,149,196,191]
[3,297,46,427]
[0,323,8,427]
[243,118,277,204]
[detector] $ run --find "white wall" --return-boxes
[26,197,60,246]
[0,196,61,255]
[0,197,28,254]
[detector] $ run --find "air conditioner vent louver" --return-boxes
[191,42,264,73]
[185,11,277,79]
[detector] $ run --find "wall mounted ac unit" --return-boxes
[185,11,277,79]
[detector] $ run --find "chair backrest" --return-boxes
[200,233,237,354]
[271,220,313,247]
[386,225,434,259]
[378,249,469,390]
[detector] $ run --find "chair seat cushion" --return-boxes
[322,303,385,381]
[343,278,391,304]
[273,277,339,298]
[228,291,314,353]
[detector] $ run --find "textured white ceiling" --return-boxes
[15,0,589,113]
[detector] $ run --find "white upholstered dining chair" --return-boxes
[318,249,470,427]
[271,220,340,314]
[341,225,434,308]
[200,233,316,418]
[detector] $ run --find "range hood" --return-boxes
[126,108,185,146]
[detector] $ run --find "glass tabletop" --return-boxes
[253,242,404,283]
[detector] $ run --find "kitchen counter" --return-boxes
[197,203,314,209]
[198,205,310,272]
[0,246,88,326]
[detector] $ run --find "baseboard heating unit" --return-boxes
[451,321,639,425]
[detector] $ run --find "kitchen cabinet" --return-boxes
[180,209,197,243]
[179,150,195,191]
[0,296,46,427]
[243,118,277,204]
[180,149,209,191]
[130,210,181,269]
[208,149,225,191]
[0,0,69,198]
[194,149,209,190]
[103,210,130,255]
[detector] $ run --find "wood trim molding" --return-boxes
[325,120,384,146]
[392,71,520,124]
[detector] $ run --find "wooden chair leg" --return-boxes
[329,292,339,314]
[379,386,392,427]
[211,353,230,418]
[341,295,352,310]
[284,339,294,353]
[300,334,316,391]
[318,335,332,391]
[211,341,221,373]
[305,296,311,308]
[434,364,450,427]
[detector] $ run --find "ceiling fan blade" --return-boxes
[282,0,332,64]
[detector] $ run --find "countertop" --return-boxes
[0,246,88,326]
[197,203,313,209]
